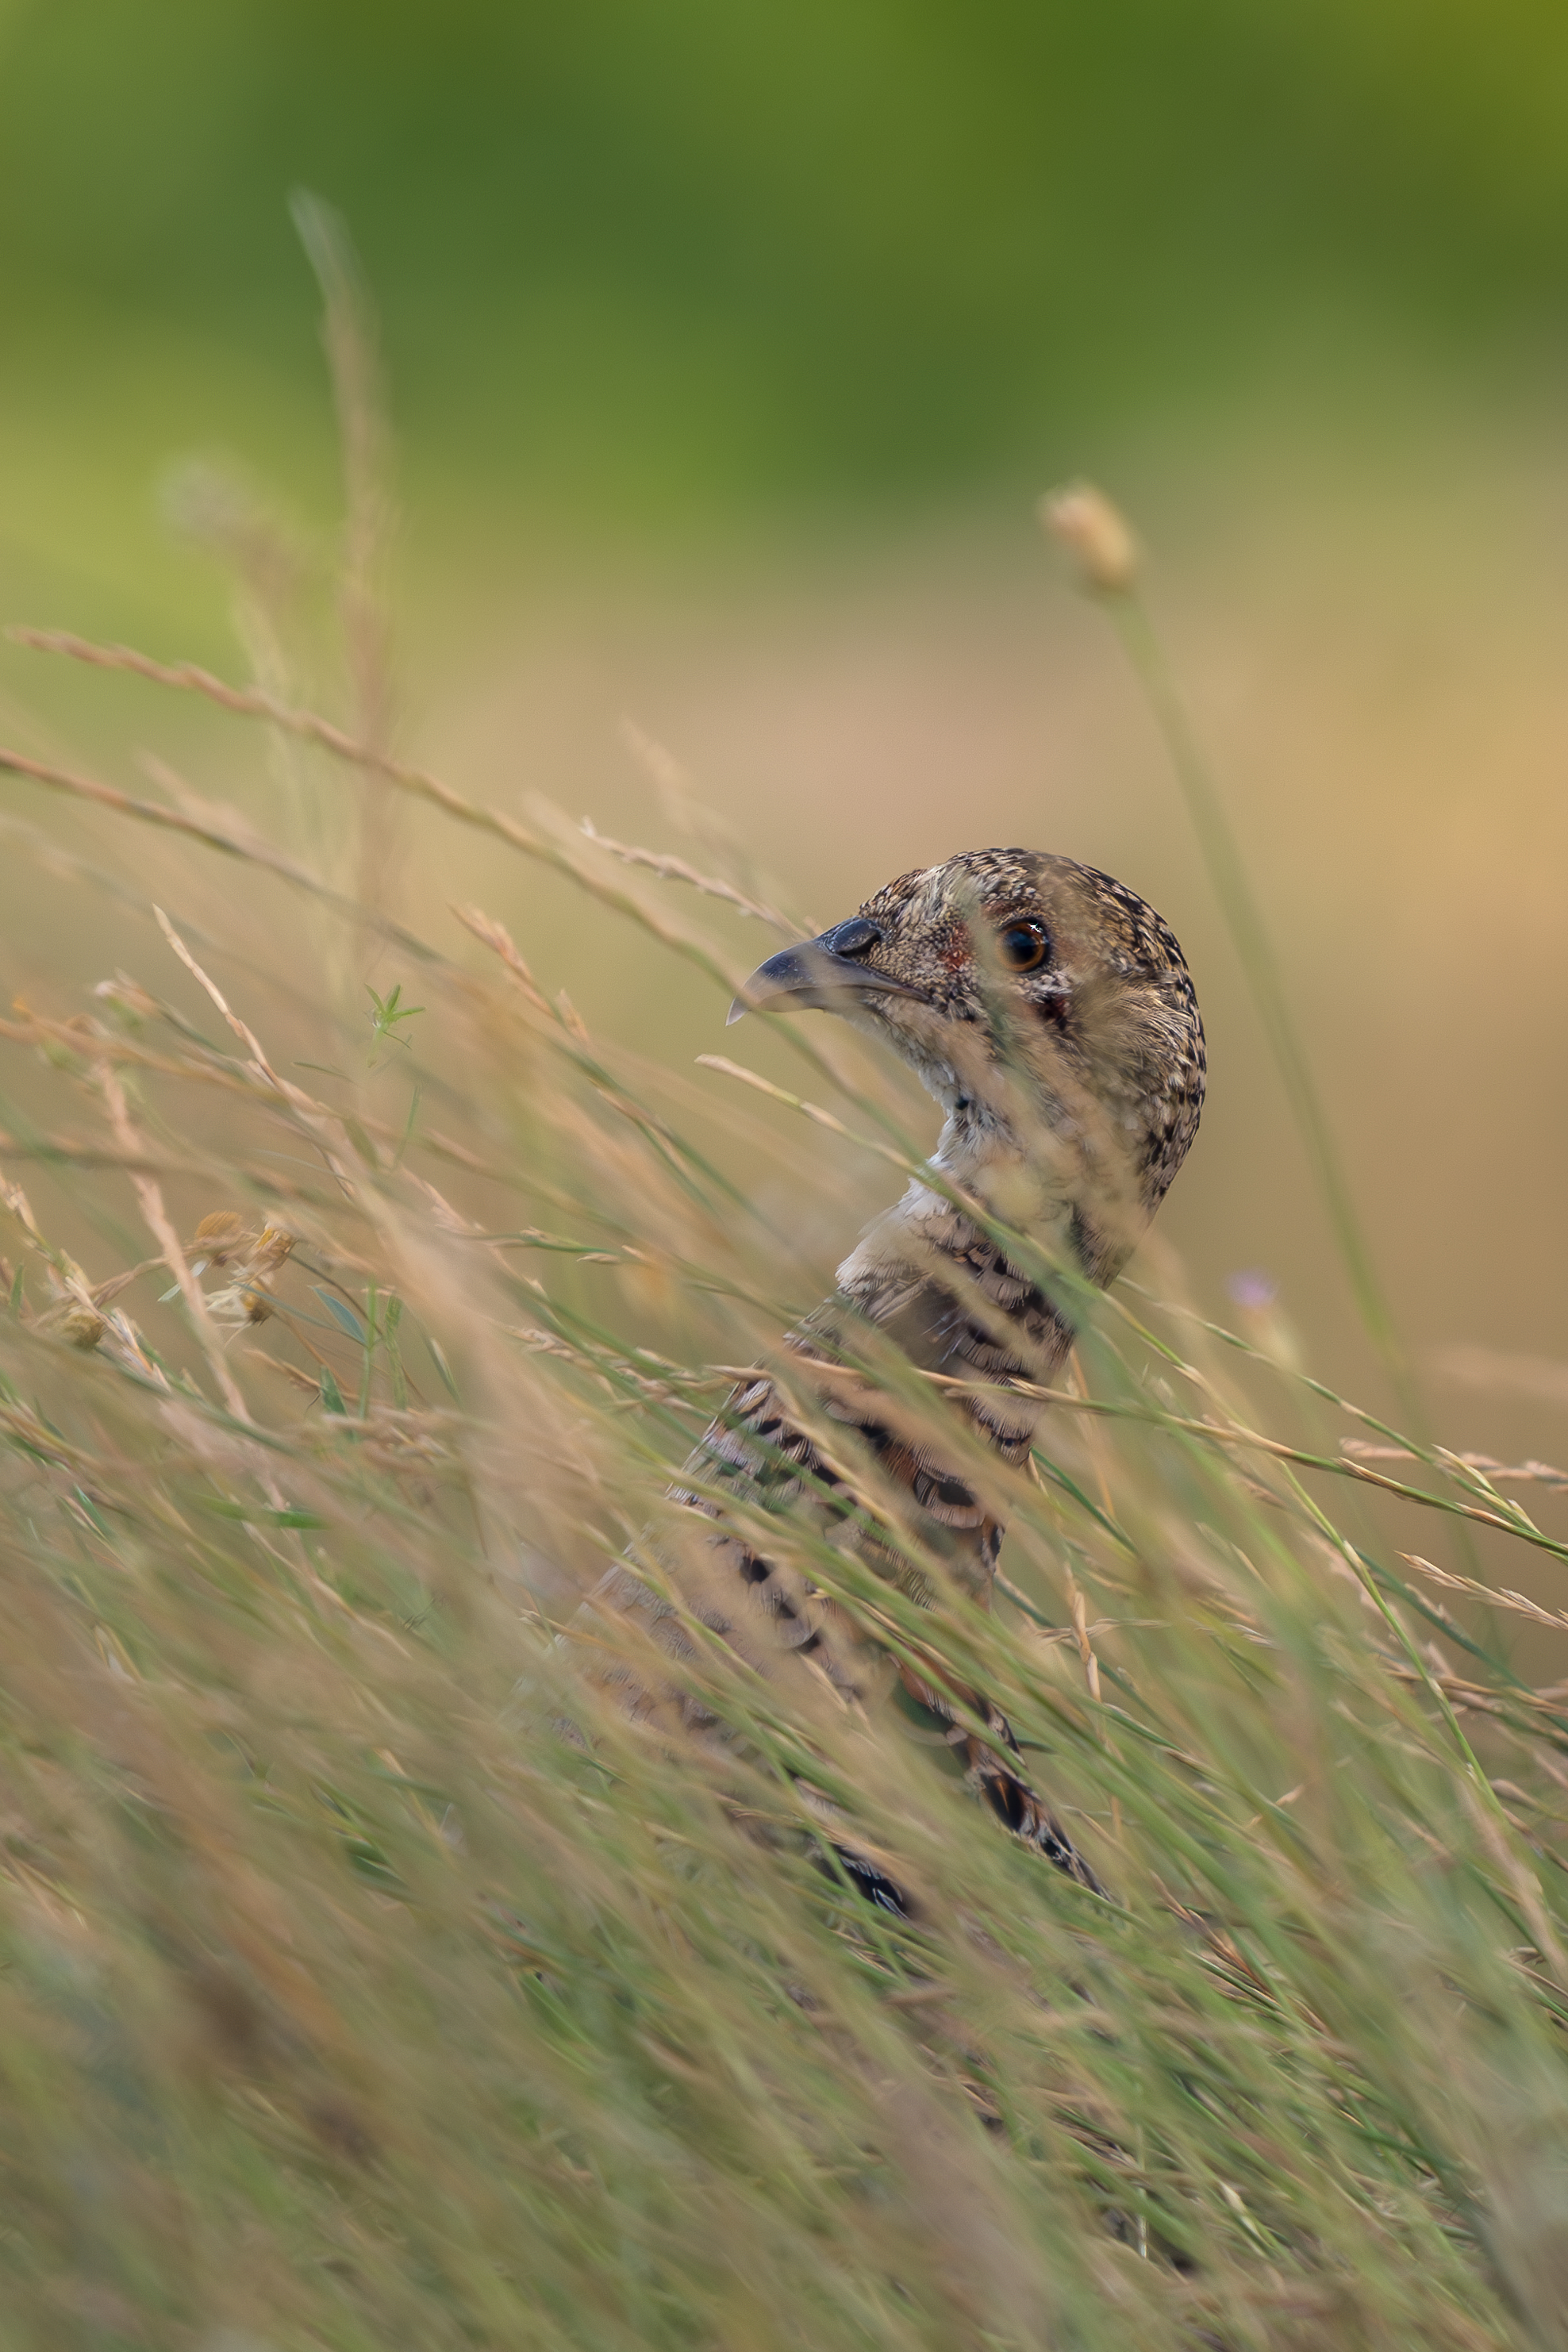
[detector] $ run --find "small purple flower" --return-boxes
[1228,1269,1278,1312]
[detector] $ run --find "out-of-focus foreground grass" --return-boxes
[2,358,1568,2352]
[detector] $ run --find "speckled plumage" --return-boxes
[599,848,1205,1904]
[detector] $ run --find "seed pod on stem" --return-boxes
[1040,482,1139,594]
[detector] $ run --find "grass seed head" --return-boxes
[1041,480,1140,592]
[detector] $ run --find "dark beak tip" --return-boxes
[726,933,927,1025]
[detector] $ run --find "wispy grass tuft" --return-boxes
[0,425,1558,2352]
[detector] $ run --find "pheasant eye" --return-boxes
[996,920,1049,973]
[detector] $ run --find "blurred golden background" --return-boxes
[0,0,1566,1485]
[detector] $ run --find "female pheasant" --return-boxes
[598,848,1205,1904]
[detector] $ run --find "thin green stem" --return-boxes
[1108,590,1415,1421]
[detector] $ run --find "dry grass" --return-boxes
[0,312,1566,2352]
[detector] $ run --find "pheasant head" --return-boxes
[732,847,1205,1284]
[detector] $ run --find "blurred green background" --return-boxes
[2,0,1568,594]
[1,0,1567,1501]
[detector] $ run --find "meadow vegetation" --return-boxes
[0,252,1566,2352]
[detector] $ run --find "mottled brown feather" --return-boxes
[595,848,1205,1906]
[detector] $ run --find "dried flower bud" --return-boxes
[192,1211,248,1266]
[44,1297,106,1351]
[206,1277,273,1326]
[1040,482,1139,594]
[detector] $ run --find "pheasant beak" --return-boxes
[727,924,928,1026]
